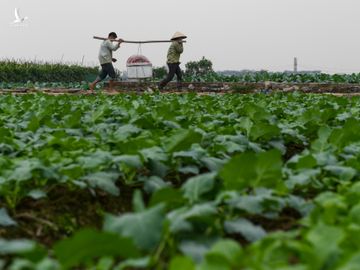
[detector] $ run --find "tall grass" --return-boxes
[0,59,99,83]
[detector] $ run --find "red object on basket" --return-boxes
[126,55,151,65]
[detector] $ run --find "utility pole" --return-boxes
[294,57,298,73]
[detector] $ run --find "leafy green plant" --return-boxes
[0,59,98,83]
[1,93,360,269]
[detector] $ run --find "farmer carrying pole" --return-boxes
[89,32,124,91]
[158,32,187,90]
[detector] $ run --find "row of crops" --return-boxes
[1,93,360,269]
[0,60,98,83]
[186,71,360,84]
[2,60,360,88]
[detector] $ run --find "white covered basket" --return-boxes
[126,55,153,79]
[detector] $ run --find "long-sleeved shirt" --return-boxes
[167,41,184,64]
[98,40,120,65]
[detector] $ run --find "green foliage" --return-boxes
[153,66,167,80]
[3,58,360,85]
[2,93,360,269]
[0,208,17,226]
[216,70,360,84]
[185,57,214,78]
[0,60,98,83]
[103,205,165,251]
[224,218,267,242]
[181,173,216,204]
[220,150,283,191]
[169,256,195,270]
[53,229,140,269]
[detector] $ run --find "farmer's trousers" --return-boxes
[97,63,116,81]
[159,63,183,89]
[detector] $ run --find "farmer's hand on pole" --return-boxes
[117,38,124,43]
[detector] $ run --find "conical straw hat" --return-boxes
[171,32,187,40]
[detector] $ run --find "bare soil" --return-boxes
[0,184,134,247]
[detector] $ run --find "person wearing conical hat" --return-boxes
[158,32,187,90]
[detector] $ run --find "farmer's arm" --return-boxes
[106,40,121,51]
[174,42,183,53]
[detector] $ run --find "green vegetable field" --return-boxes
[4,60,360,89]
[185,71,360,84]
[1,92,360,269]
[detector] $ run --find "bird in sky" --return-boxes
[12,8,28,24]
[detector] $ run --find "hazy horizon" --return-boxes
[2,0,360,73]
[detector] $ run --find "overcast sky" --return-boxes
[2,0,360,73]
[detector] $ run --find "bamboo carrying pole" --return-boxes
[93,36,186,44]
